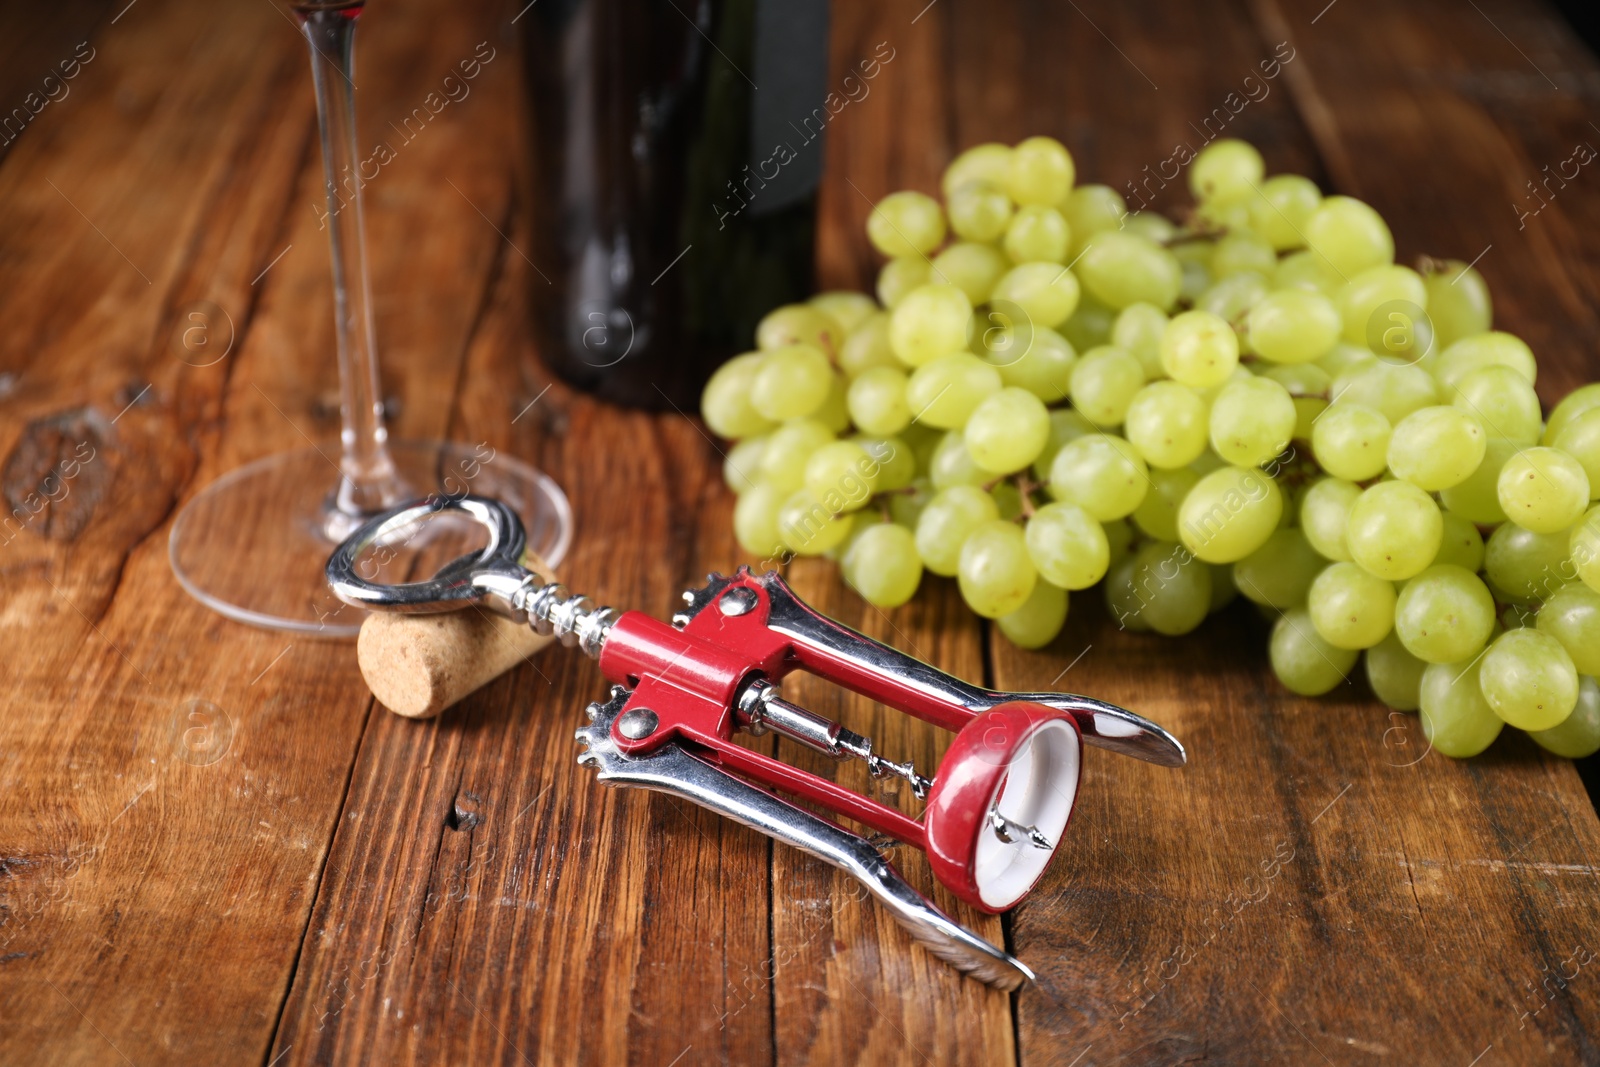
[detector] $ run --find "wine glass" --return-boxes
[169,0,572,637]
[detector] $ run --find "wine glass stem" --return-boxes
[302,8,402,516]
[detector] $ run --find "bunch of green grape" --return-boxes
[700,134,1600,760]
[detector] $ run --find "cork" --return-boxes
[355,552,559,718]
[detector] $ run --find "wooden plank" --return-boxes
[971,1,1600,1064]
[0,0,529,1061]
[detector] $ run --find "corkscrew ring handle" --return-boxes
[325,495,537,616]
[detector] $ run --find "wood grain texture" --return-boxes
[4,0,1600,1064]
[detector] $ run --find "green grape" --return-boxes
[1484,523,1573,603]
[1026,501,1109,589]
[906,353,1002,429]
[1330,360,1438,425]
[991,480,1024,521]
[877,256,933,309]
[1245,290,1341,365]
[1553,409,1600,499]
[1006,136,1075,206]
[1387,406,1486,491]
[943,142,1012,199]
[1233,528,1324,609]
[1003,205,1070,264]
[1176,257,1213,305]
[837,313,897,378]
[929,428,988,490]
[991,262,1082,328]
[1177,464,1284,564]
[1318,342,1377,380]
[1419,258,1492,349]
[808,291,877,336]
[1529,676,1600,758]
[987,323,1075,402]
[1275,250,1341,295]
[1121,210,1177,245]
[1249,174,1321,250]
[889,283,973,367]
[1060,296,1117,360]
[1304,195,1395,278]
[777,489,853,556]
[1189,138,1264,204]
[1123,381,1209,469]
[1031,408,1097,481]
[1435,510,1486,572]
[1346,480,1442,581]
[1497,446,1590,533]
[1576,506,1600,594]
[1544,383,1600,445]
[1479,628,1580,730]
[1536,584,1600,676]
[758,304,844,360]
[733,482,786,557]
[1266,363,1333,439]
[1392,564,1495,663]
[889,478,932,529]
[965,387,1050,473]
[946,182,1014,243]
[1062,185,1128,257]
[1419,658,1504,758]
[1124,541,1212,635]
[1312,403,1391,482]
[812,373,852,433]
[931,241,1009,306]
[857,436,916,492]
[905,420,941,464]
[1336,264,1427,346]
[1104,517,1137,574]
[847,366,912,436]
[1075,231,1183,311]
[1161,309,1240,388]
[1209,376,1296,467]
[1448,365,1541,444]
[1211,231,1277,278]
[841,522,923,609]
[1069,345,1145,427]
[1049,433,1150,521]
[958,519,1038,617]
[1440,437,1517,524]
[724,435,767,494]
[1105,555,1152,632]
[1366,631,1427,711]
[748,345,834,421]
[1434,331,1537,393]
[1308,561,1396,650]
[1111,302,1169,379]
[702,352,778,439]
[916,485,999,576]
[1133,467,1200,543]
[759,418,834,492]
[1301,478,1362,562]
[867,190,946,258]
[1271,607,1359,696]
[996,580,1069,648]
[804,441,881,514]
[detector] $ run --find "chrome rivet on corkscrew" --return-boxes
[328,494,1186,990]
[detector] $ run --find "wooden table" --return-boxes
[4,0,1600,1063]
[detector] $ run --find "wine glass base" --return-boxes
[169,441,574,637]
